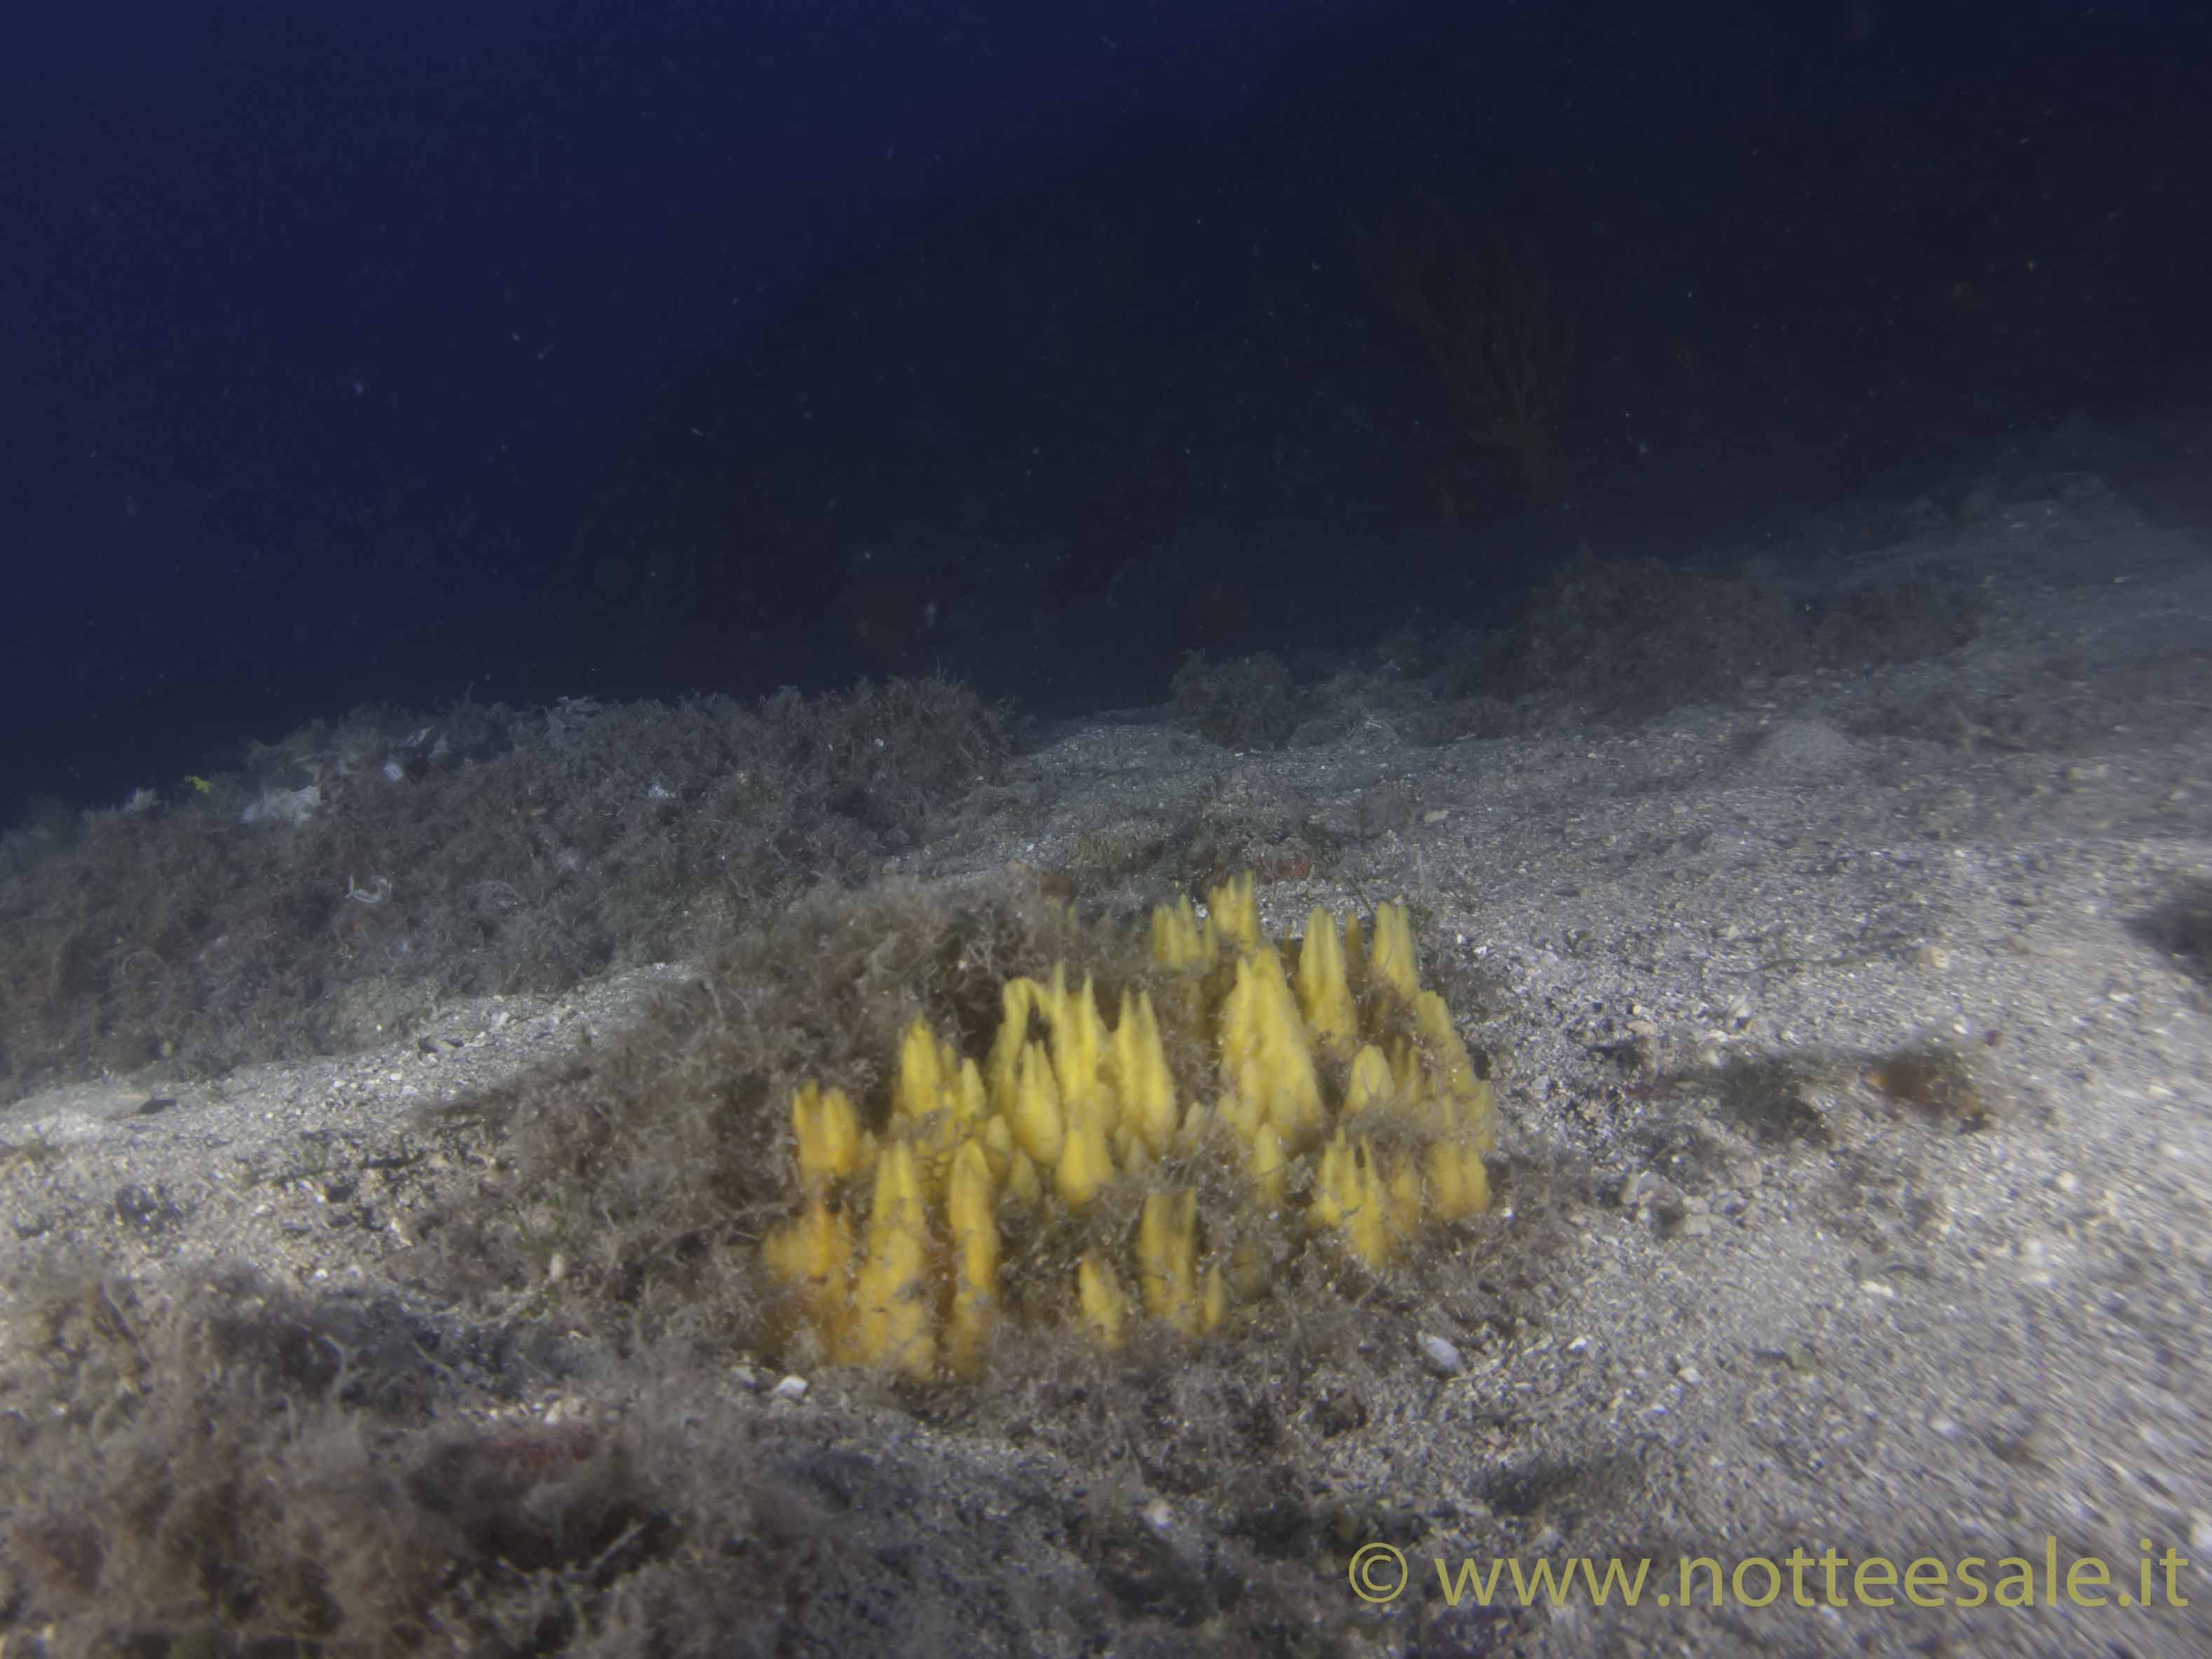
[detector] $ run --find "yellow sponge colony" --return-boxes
[760,875,1495,1380]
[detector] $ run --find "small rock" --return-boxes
[771,1374,810,1401]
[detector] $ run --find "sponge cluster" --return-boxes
[760,875,1495,1379]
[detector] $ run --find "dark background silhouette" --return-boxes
[8,0,2209,811]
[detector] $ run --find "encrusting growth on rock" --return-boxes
[761,874,1494,1380]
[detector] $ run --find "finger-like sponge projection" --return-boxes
[760,875,1494,1380]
